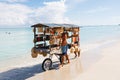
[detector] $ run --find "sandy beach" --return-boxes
[27,39,120,80]
[1,38,120,80]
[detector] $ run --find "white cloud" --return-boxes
[0,0,71,27]
[85,7,109,14]
[0,2,32,26]
[33,1,70,24]
[65,0,86,8]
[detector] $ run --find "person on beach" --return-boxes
[71,32,80,57]
[70,42,80,58]
[74,42,80,57]
[59,32,70,67]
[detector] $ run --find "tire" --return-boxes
[42,58,52,71]
[59,56,62,64]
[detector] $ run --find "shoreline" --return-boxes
[1,38,120,80]
[0,37,118,72]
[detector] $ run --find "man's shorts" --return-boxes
[61,45,68,55]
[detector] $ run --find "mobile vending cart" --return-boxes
[31,23,80,71]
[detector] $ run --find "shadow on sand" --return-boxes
[0,63,44,80]
[0,50,103,80]
[0,56,78,80]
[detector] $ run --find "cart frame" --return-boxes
[31,23,80,71]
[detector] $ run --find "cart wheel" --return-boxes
[59,56,62,64]
[42,58,52,71]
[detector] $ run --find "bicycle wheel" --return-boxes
[59,56,63,64]
[42,58,52,71]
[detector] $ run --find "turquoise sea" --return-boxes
[0,28,33,61]
[0,25,120,68]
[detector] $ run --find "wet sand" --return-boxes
[26,57,83,80]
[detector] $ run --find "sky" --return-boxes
[0,0,120,27]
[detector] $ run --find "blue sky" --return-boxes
[0,0,120,27]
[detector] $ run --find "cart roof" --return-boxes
[31,23,80,28]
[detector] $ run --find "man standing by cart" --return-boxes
[59,32,70,67]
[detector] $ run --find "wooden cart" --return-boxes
[31,23,80,71]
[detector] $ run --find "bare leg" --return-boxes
[59,55,64,67]
[65,54,70,63]
[78,51,80,57]
[74,52,77,58]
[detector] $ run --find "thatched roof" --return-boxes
[31,23,80,28]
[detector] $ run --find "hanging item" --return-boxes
[56,27,63,33]
[73,28,79,32]
[65,27,71,31]
[50,28,54,35]
[49,35,55,45]
[31,52,38,58]
[75,45,80,52]
[45,27,50,33]
[38,27,43,32]
[43,52,47,57]
[31,47,38,58]
[70,46,75,53]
